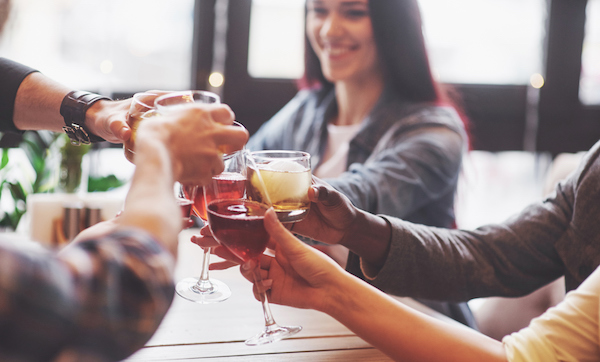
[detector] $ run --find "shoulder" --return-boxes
[376,103,466,148]
[373,89,465,136]
[399,104,464,133]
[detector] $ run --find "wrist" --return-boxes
[342,210,391,270]
[121,138,180,256]
[83,99,110,138]
[135,121,181,180]
[60,91,111,145]
[321,273,368,320]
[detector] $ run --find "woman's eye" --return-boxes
[344,9,368,19]
[309,7,328,16]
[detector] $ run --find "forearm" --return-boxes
[117,137,180,256]
[13,72,71,132]
[340,209,391,270]
[365,213,566,301]
[324,275,507,362]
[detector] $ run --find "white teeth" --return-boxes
[326,47,350,56]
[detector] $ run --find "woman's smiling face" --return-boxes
[306,0,382,84]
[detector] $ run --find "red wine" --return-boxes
[204,172,246,214]
[207,199,268,262]
[185,173,245,221]
[183,185,207,220]
[176,198,194,218]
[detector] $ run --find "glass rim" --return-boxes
[131,92,158,111]
[250,150,310,162]
[154,90,221,109]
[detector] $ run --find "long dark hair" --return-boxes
[300,0,443,104]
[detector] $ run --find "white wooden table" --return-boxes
[124,229,458,361]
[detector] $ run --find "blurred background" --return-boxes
[0,0,598,229]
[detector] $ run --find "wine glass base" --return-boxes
[245,324,302,346]
[176,277,231,304]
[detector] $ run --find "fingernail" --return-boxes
[266,208,277,221]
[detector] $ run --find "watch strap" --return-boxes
[60,90,111,145]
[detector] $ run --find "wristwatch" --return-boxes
[60,90,111,145]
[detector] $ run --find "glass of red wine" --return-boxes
[155,90,234,304]
[174,153,241,304]
[206,150,302,345]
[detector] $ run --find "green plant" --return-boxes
[0,131,55,229]
[0,131,125,230]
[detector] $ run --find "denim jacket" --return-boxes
[248,87,475,327]
[248,86,467,227]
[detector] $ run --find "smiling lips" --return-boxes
[322,43,356,60]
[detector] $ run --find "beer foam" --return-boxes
[264,160,306,172]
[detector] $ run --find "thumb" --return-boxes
[264,208,309,256]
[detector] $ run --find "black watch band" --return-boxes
[60,90,112,145]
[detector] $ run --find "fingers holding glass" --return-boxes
[124,92,161,163]
[157,90,234,304]
[206,150,302,345]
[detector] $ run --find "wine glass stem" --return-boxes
[252,265,277,327]
[193,247,214,293]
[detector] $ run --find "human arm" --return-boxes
[291,180,392,268]
[0,135,180,362]
[241,209,507,362]
[193,179,392,270]
[0,103,247,361]
[203,162,572,301]
[290,178,571,301]
[0,57,131,143]
[70,102,248,254]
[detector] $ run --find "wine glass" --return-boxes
[206,150,302,345]
[155,90,232,304]
[124,92,161,163]
[247,151,312,222]
[175,182,196,224]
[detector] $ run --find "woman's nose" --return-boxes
[320,13,344,38]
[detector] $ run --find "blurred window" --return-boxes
[247,0,546,85]
[247,0,305,79]
[421,0,545,85]
[580,0,600,105]
[0,0,194,95]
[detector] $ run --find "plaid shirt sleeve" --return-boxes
[0,228,176,362]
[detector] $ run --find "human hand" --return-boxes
[290,178,359,246]
[135,103,248,186]
[241,209,347,312]
[84,90,170,144]
[191,225,245,270]
[84,98,132,144]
